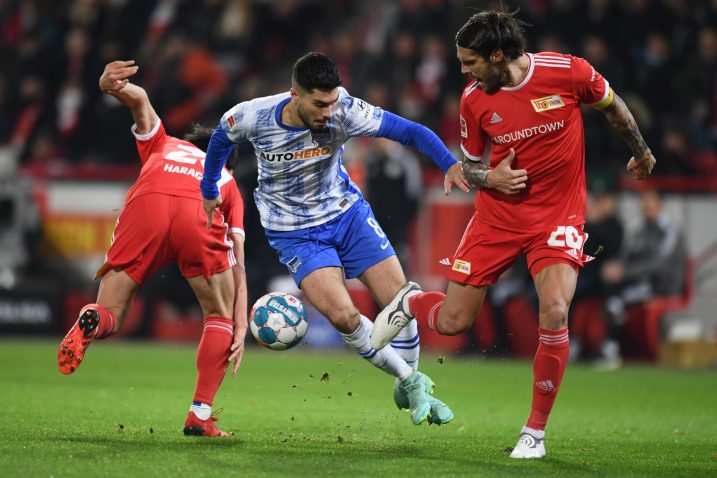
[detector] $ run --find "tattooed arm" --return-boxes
[462,159,490,188]
[600,93,656,179]
[463,148,528,195]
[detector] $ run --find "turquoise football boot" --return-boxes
[401,371,433,425]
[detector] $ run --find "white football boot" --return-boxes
[370,281,422,350]
[510,427,546,459]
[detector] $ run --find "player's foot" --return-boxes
[509,429,546,459]
[427,396,454,425]
[393,379,410,410]
[58,308,101,375]
[402,371,433,425]
[394,379,454,425]
[370,281,422,350]
[183,411,230,437]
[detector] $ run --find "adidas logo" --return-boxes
[535,380,555,392]
[490,112,503,124]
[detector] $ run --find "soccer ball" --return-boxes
[249,292,308,351]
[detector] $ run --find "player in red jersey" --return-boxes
[371,10,656,458]
[57,61,248,437]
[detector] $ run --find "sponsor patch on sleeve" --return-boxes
[452,259,471,274]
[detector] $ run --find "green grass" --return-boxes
[1,340,716,477]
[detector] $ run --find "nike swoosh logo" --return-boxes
[380,241,389,250]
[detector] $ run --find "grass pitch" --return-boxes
[1,340,715,477]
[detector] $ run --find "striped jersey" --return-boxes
[219,87,384,231]
[459,52,612,232]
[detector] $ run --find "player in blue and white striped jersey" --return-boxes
[201,52,469,426]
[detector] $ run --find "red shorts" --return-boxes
[447,213,591,287]
[96,193,236,285]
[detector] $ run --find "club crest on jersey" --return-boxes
[530,95,565,112]
[310,129,332,146]
[226,115,235,128]
[287,256,302,273]
[452,259,471,274]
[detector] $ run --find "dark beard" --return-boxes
[297,106,329,133]
[484,65,511,94]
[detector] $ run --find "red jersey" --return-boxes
[126,121,245,236]
[459,52,612,232]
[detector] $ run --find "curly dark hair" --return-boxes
[455,9,529,61]
[292,52,342,92]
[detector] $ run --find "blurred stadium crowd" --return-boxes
[2,0,716,177]
[0,0,715,362]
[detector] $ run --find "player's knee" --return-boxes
[326,307,361,334]
[540,299,569,329]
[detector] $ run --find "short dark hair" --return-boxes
[455,10,528,61]
[183,123,240,171]
[292,52,342,92]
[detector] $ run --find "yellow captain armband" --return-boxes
[592,87,614,111]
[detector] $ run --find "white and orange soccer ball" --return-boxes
[249,292,308,351]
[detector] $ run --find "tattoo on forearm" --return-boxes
[463,161,490,188]
[602,94,649,157]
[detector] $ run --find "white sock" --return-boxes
[190,401,211,420]
[390,320,420,371]
[522,425,545,439]
[341,315,413,381]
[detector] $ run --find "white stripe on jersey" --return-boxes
[534,54,571,69]
[588,78,612,106]
[461,143,482,162]
[464,81,480,97]
[534,62,571,69]
[534,54,571,63]
[221,88,384,231]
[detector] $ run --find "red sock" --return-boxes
[526,328,570,431]
[408,292,446,332]
[193,316,233,405]
[80,304,116,339]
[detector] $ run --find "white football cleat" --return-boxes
[370,281,422,350]
[509,431,546,459]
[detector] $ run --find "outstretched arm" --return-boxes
[200,127,235,228]
[377,111,470,194]
[599,93,656,179]
[98,60,158,135]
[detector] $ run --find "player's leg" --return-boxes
[372,216,514,349]
[58,268,139,374]
[184,268,235,437]
[356,255,420,369]
[358,256,453,424]
[175,196,236,437]
[58,193,173,373]
[336,200,440,423]
[510,260,577,459]
[300,266,431,425]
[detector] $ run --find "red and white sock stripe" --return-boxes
[204,319,233,335]
[538,328,569,345]
[427,300,445,332]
